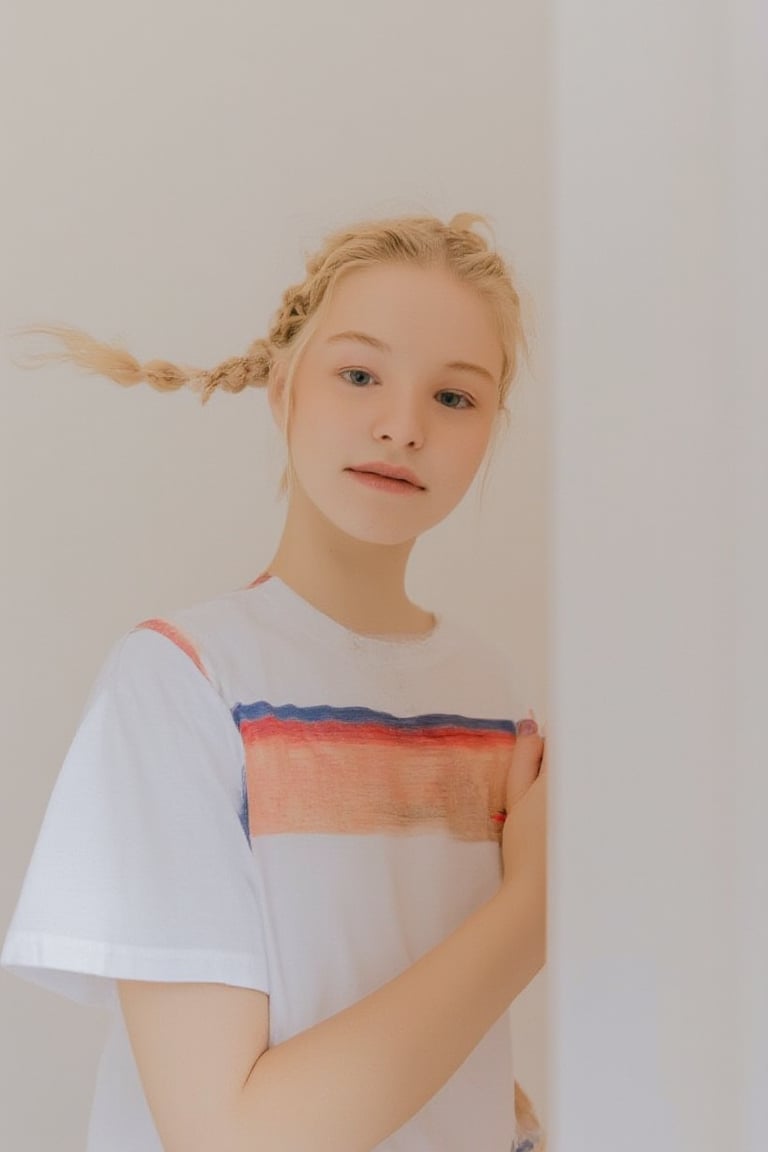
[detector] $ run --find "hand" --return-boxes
[501,718,548,896]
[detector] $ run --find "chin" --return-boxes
[298,475,452,544]
[329,501,458,547]
[332,516,425,548]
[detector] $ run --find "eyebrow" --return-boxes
[324,330,497,387]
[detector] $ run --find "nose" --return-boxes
[371,388,426,448]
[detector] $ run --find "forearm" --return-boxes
[233,880,545,1152]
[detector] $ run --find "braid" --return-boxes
[190,338,272,405]
[11,326,192,394]
[266,285,313,349]
[13,325,274,407]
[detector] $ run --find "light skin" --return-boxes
[266,261,504,637]
[117,263,548,1152]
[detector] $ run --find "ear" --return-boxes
[267,361,288,432]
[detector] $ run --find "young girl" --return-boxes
[1,212,547,1152]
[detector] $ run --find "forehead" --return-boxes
[316,262,503,371]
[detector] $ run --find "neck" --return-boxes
[266,486,433,636]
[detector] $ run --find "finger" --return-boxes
[517,708,546,738]
[505,722,544,811]
[513,727,544,755]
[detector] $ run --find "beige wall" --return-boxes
[0,2,550,1148]
[548,0,767,1148]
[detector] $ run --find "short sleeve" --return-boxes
[0,626,270,1008]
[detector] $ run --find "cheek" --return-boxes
[288,397,348,472]
[432,430,493,500]
[293,380,345,435]
[447,423,493,472]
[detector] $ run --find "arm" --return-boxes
[121,728,548,1152]
[119,877,544,1152]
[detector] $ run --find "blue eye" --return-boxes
[439,391,473,410]
[341,368,376,387]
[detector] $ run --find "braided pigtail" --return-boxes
[188,338,272,405]
[12,325,274,406]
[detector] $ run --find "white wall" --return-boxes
[549,0,767,1148]
[0,2,550,1148]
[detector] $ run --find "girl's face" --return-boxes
[269,262,504,547]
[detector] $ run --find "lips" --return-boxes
[348,462,424,488]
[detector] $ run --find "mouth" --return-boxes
[347,463,425,489]
[346,469,425,493]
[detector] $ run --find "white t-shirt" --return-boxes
[2,572,526,1151]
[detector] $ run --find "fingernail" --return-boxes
[518,718,538,735]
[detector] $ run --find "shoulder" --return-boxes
[106,578,279,707]
[76,599,250,788]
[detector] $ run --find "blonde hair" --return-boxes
[15,211,530,498]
